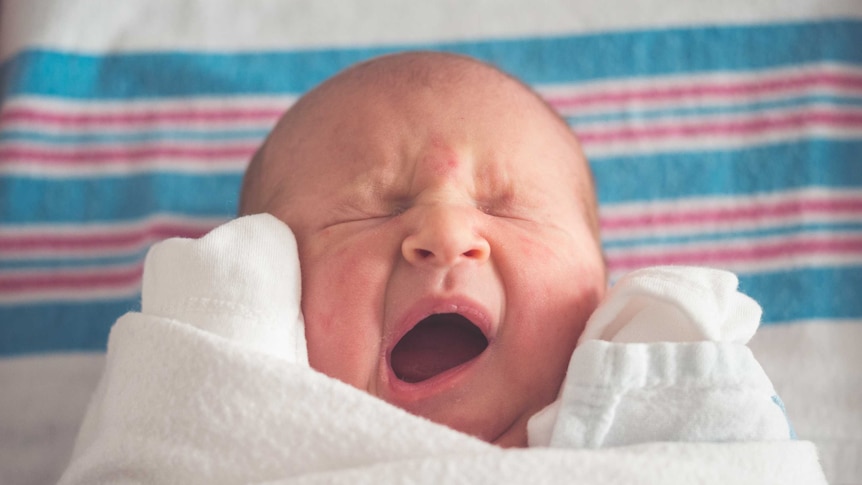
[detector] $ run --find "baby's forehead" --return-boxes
[242,54,596,227]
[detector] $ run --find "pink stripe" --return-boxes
[0,223,216,253]
[578,109,862,145]
[607,236,862,272]
[601,197,862,231]
[0,107,285,126]
[547,71,862,109]
[0,144,258,163]
[0,265,143,293]
[4,71,860,129]
[5,236,862,294]
[3,108,860,166]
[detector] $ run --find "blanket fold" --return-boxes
[59,215,827,484]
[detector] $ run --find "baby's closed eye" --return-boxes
[321,200,408,229]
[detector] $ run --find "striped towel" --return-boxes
[1,1,860,484]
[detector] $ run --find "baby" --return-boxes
[236,51,790,448]
[60,51,806,484]
[237,51,607,447]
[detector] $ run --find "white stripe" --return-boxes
[0,261,143,304]
[0,159,249,177]
[540,63,862,117]
[0,352,105,485]
[605,231,862,279]
[749,320,862,485]
[0,95,293,133]
[4,97,862,177]
[1,94,295,114]
[578,103,862,157]
[0,283,142,305]
[6,63,861,131]
[3,0,862,60]
[608,253,862,282]
[0,214,225,236]
[582,124,862,158]
[600,188,862,239]
[0,215,227,258]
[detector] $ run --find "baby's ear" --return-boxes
[141,214,307,363]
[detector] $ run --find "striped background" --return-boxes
[2,20,862,355]
[1,3,861,483]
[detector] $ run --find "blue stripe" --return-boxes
[5,95,858,146]
[0,299,136,355]
[2,20,861,100]
[602,223,862,249]
[2,265,861,356]
[4,96,860,146]
[591,140,862,204]
[0,253,145,270]
[0,129,269,145]
[567,95,862,126]
[740,266,862,324]
[770,394,798,440]
[0,173,243,224]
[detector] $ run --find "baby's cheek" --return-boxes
[515,252,603,352]
[301,251,389,391]
[303,299,376,390]
[511,233,557,260]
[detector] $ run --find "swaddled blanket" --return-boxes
[59,215,826,484]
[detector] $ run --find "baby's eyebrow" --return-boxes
[329,174,410,215]
[473,161,518,206]
[476,183,516,210]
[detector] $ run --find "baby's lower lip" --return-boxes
[382,296,496,402]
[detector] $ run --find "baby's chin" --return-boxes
[393,397,533,448]
[379,354,546,448]
[489,417,530,448]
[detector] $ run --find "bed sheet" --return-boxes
[1,0,861,483]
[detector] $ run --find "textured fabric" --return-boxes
[59,215,825,484]
[528,266,791,447]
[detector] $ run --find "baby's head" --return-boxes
[240,52,606,447]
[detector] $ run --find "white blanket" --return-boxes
[58,215,827,484]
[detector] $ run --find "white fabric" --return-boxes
[4,0,862,59]
[58,214,826,484]
[750,322,862,485]
[528,340,793,448]
[578,266,762,344]
[528,266,791,448]
[140,214,307,363]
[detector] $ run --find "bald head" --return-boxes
[239,51,599,240]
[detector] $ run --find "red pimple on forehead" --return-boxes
[430,157,459,176]
[422,137,462,178]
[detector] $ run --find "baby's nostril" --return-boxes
[463,249,482,258]
[416,249,433,259]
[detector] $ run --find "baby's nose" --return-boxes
[401,205,490,267]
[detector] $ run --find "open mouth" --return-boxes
[390,313,489,383]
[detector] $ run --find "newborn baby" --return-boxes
[60,51,808,485]
[238,51,606,447]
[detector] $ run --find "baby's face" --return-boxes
[245,55,605,447]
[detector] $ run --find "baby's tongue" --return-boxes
[390,313,488,383]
